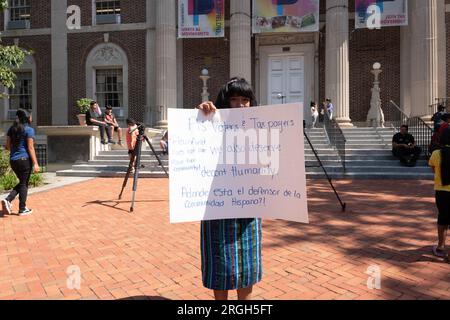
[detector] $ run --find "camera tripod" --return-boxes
[303,121,346,212]
[118,124,169,212]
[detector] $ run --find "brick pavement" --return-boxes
[0,179,449,300]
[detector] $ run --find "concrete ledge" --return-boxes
[37,126,100,136]
[38,126,110,163]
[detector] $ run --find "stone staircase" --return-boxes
[308,127,433,180]
[56,135,169,178]
[304,128,342,178]
[56,127,434,180]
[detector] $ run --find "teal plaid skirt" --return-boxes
[200,218,262,291]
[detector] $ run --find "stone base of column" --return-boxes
[335,117,353,127]
[156,120,168,129]
[421,115,432,122]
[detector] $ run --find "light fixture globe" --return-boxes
[201,68,209,76]
[373,62,381,70]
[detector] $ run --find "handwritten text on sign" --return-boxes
[168,103,309,224]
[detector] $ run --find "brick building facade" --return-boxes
[0,0,447,128]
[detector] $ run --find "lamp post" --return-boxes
[366,62,385,128]
[200,68,210,103]
[277,93,286,104]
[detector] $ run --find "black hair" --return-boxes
[214,77,257,109]
[90,101,97,107]
[438,105,445,112]
[310,101,316,107]
[400,125,409,130]
[10,109,31,149]
[442,113,450,122]
[126,118,136,126]
[105,105,113,110]
[441,128,450,186]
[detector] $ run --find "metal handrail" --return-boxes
[389,100,410,119]
[387,100,409,127]
[323,113,346,171]
[407,116,434,158]
[388,100,434,158]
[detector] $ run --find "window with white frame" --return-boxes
[9,0,30,21]
[8,72,32,113]
[96,0,120,16]
[95,68,123,109]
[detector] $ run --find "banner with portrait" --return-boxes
[252,0,320,33]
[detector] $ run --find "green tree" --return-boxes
[0,0,31,97]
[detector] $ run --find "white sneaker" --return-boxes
[18,208,33,216]
[1,199,12,215]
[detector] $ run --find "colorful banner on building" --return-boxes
[178,0,225,38]
[355,0,408,29]
[252,0,320,33]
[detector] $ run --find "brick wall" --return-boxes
[121,0,146,24]
[2,36,52,126]
[68,0,147,26]
[182,31,230,109]
[0,0,51,31]
[319,25,401,123]
[30,0,51,29]
[319,1,401,123]
[349,26,401,122]
[68,0,92,26]
[67,30,147,124]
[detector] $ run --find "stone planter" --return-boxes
[77,114,87,126]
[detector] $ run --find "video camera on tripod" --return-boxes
[119,122,169,212]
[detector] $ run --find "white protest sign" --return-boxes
[168,103,308,224]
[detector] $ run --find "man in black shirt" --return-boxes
[85,101,113,145]
[392,125,422,167]
[432,105,446,132]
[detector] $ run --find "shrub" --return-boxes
[76,98,93,114]
[0,148,10,176]
[29,172,44,188]
[0,172,18,191]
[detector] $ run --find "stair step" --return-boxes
[56,170,168,178]
[72,164,168,172]
[87,160,169,166]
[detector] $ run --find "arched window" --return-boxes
[2,54,37,123]
[85,42,129,119]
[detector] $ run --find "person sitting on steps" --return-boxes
[85,101,114,145]
[104,105,123,146]
[392,125,422,167]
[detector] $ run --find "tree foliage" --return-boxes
[0,0,31,96]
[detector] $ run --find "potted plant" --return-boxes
[76,98,92,126]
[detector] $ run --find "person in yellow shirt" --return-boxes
[429,127,450,259]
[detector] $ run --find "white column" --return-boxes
[407,0,444,117]
[51,0,68,125]
[156,0,177,126]
[230,0,251,82]
[145,0,156,126]
[400,25,411,116]
[325,0,351,126]
[437,1,446,102]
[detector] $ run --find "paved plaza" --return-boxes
[0,178,449,300]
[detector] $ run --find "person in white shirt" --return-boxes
[326,99,334,120]
[310,101,319,128]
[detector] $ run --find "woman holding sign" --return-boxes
[197,77,261,300]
